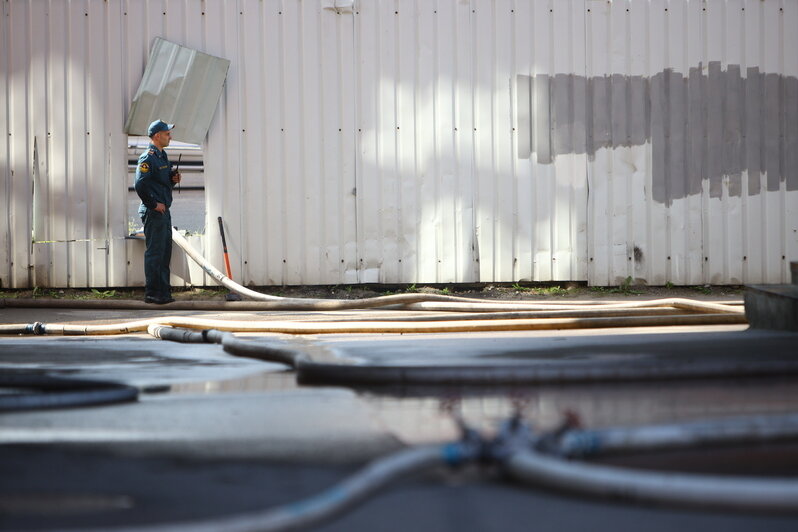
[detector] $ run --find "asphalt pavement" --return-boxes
[1,304,797,531]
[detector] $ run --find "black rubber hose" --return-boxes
[293,357,798,385]
[148,325,302,367]
[0,373,139,412]
[147,326,215,344]
[217,332,798,385]
[152,326,798,385]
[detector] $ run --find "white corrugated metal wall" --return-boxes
[586,0,798,286]
[354,0,588,284]
[228,0,359,286]
[1,0,796,289]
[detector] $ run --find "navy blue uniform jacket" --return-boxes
[135,144,174,217]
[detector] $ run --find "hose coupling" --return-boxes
[441,422,483,467]
[535,410,584,456]
[24,322,46,335]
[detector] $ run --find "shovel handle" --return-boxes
[217,217,234,279]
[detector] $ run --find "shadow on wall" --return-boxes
[517,62,798,206]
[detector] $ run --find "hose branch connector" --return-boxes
[479,411,584,465]
[445,413,554,468]
[485,414,536,465]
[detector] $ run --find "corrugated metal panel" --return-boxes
[0,0,222,289]
[355,0,482,283]
[2,0,123,289]
[585,0,798,285]
[354,0,587,283]
[224,0,358,286]
[1,0,795,289]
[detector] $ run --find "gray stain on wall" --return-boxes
[517,63,798,205]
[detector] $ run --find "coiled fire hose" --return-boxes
[0,372,138,411]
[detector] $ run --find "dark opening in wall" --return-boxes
[127,136,206,235]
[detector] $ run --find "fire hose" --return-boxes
[147,325,798,386]
[60,415,798,532]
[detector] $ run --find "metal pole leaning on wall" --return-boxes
[217,217,243,302]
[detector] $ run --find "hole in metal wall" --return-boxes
[127,136,206,235]
[124,38,230,237]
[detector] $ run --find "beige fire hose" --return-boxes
[170,229,743,314]
[0,229,745,335]
[1,311,745,336]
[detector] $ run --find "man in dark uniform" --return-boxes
[134,119,182,304]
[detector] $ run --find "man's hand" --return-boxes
[171,172,182,185]
[155,203,167,214]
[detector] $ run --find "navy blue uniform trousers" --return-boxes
[142,208,172,300]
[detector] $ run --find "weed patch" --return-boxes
[589,277,642,296]
[90,289,117,299]
[535,285,567,296]
[692,285,712,295]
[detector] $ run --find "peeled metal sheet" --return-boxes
[125,38,230,145]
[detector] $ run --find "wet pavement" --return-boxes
[1,304,797,530]
[4,445,798,532]
[3,325,797,455]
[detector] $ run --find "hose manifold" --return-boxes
[487,417,535,463]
